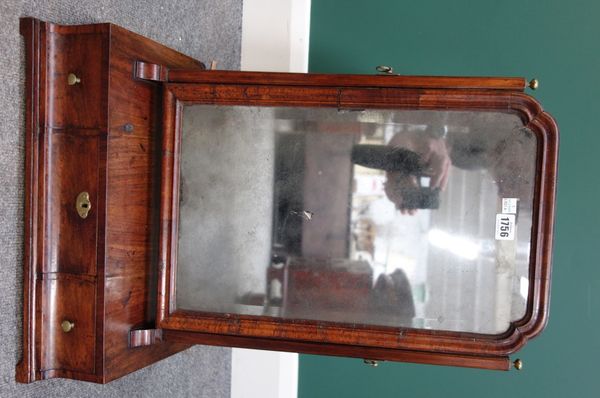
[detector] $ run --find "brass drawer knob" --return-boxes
[61,320,75,333]
[67,72,81,85]
[76,191,91,219]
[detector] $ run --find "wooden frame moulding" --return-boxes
[156,77,558,371]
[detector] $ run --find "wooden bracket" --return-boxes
[130,329,163,348]
[134,61,170,82]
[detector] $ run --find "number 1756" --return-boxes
[499,217,511,237]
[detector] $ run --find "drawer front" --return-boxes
[46,31,108,129]
[45,131,100,275]
[40,277,96,374]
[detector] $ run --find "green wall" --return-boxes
[301,1,600,397]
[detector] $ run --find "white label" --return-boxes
[502,198,518,214]
[495,214,515,240]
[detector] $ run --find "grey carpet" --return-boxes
[0,1,242,397]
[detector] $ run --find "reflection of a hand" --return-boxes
[384,172,419,215]
[385,132,451,214]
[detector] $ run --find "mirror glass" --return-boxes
[175,105,537,334]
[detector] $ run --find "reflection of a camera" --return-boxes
[351,144,440,209]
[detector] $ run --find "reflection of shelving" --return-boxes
[266,256,418,328]
[301,131,357,258]
[295,259,370,319]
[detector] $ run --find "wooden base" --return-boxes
[165,330,511,371]
[17,17,205,384]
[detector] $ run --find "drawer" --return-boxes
[40,277,96,374]
[45,131,99,275]
[47,31,108,129]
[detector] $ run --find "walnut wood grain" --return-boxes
[17,17,43,383]
[134,61,173,82]
[17,17,204,384]
[129,329,164,348]
[45,131,100,276]
[164,329,511,371]
[40,277,96,374]
[101,21,202,383]
[167,69,527,91]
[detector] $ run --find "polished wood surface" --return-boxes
[158,75,558,369]
[46,132,99,276]
[167,69,527,91]
[40,276,96,374]
[165,329,511,371]
[102,20,203,384]
[18,17,204,384]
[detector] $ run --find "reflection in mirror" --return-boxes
[176,105,537,334]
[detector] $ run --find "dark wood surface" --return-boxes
[18,18,43,383]
[164,330,511,371]
[17,17,204,384]
[46,132,100,276]
[157,76,558,369]
[167,69,527,91]
[40,276,97,374]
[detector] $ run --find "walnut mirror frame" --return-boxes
[18,17,558,384]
